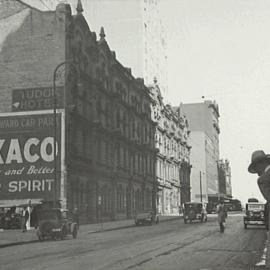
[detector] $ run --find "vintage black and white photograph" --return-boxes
[0,0,270,269]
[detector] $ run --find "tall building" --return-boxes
[150,82,191,215]
[0,0,156,223]
[224,159,232,198]
[182,101,220,204]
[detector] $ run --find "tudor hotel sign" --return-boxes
[12,87,63,111]
[0,112,63,200]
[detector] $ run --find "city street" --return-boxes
[0,213,266,270]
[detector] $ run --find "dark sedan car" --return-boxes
[244,202,265,229]
[134,211,159,226]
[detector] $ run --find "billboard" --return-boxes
[0,111,64,201]
[12,86,64,112]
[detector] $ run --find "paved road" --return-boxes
[0,213,266,270]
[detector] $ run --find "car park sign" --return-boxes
[0,111,63,200]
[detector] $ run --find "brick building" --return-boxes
[149,82,191,215]
[0,0,156,223]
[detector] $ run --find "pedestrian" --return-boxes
[73,207,79,229]
[21,206,29,232]
[217,200,227,233]
[248,150,270,230]
[26,205,31,231]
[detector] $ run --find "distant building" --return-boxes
[217,160,226,196]
[0,0,156,223]
[182,101,220,203]
[224,159,232,198]
[217,159,232,199]
[150,83,191,214]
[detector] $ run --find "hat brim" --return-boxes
[248,155,270,173]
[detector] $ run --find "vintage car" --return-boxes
[36,208,78,241]
[3,212,21,229]
[0,206,22,230]
[183,202,207,223]
[244,202,265,229]
[134,211,159,226]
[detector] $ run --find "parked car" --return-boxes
[0,206,22,230]
[36,208,78,241]
[183,202,207,223]
[134,211,159,226]
[244,202,265,229]
[3,212,22,229]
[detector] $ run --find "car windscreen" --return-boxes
[185,204,202,211]
[247,204,264,211]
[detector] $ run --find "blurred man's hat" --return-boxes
[248,150,270,173]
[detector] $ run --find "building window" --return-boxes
[117,185,126,212]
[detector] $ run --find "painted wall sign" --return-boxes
[12,86,64,111]
[0,112,62,200]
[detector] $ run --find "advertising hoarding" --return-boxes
[0,111,64,202]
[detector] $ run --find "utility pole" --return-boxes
[200,171,202,202]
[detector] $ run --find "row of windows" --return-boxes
[96,140,155,176]
[156,159,180,181]
[76,94,154,145]
[69,183,152,216]
[100,186,152,214]
[156,134,188,159]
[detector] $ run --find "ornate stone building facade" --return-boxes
[66,4,156,223]
[149,82,191,215]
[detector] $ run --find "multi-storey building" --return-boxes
[182,101,220,204]
[150,82,191,215]
[0,0,156,223]
[220,159,232,198]
[217,160,227,196]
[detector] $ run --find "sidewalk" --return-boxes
[0,215,181,248]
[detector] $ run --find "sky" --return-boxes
[21,0,270,204]
[160,0,270,203]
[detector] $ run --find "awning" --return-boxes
[0,199,43,208]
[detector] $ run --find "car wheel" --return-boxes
[72,227,78,239]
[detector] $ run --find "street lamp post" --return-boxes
[53,60,78,208]
[199,171,202,202]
